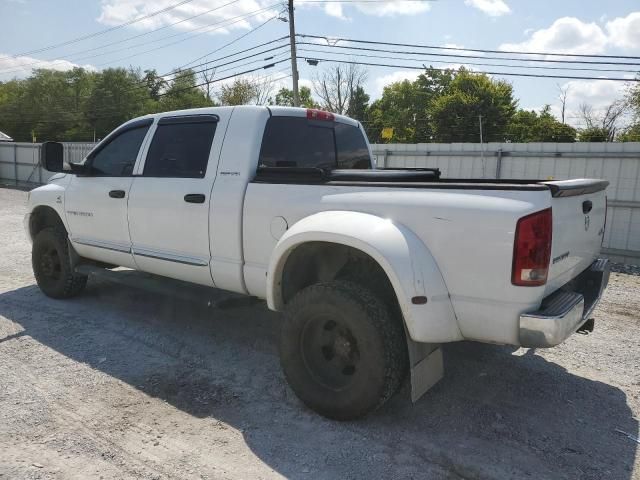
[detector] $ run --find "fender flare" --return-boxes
[267,211,462,343]
[25,183,69,243]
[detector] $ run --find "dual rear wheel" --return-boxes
[279,280,408,420]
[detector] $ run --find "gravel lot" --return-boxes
[1,185,638,480]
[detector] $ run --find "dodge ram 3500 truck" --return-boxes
[26,106,610,420]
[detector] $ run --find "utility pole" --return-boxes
[288,0,300,107]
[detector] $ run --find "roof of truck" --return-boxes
[127,105,359,127]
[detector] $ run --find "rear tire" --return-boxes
[32,227,87,299]
[279,280,407,420]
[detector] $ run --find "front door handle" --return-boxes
[582,200,593,214]
[109,190,126,199]
[184,193,206,204]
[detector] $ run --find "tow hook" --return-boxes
[577,318,595,335]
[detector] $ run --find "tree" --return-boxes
[273,86,317,108]
[312,64,367,114]
[217,78,258,106]
[507,106,576,142]
[557,84,570,124]
[429,68,517,142]
[159,69,211,112]
[365,67,455,143]
[346,86,369,122]
[618,123,640,142]
[577,101,627,142]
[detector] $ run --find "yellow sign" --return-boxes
[381,127,394,140]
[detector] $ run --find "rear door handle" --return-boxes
[184,193,206,204]
[109,190,126,199]
[583,200,593,214]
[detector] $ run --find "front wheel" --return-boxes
[279,280,407,420]
[32,227,87,299]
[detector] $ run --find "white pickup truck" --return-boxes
[26,106,610,420]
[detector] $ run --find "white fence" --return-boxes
[0,142,95,185]
[1,141,639,264]
[371,142,640,264]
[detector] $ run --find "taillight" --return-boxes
[512,208,552,286]
[307,109,335,121]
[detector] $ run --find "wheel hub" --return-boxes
[301,316,361,391]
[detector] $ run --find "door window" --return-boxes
[89,125,150,176]
[143,120,217,178]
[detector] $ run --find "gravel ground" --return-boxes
[0,186,638,480]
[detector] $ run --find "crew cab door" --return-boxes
[65,119,152,267]
[127,114,224,286]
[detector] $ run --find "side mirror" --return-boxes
[41,142,64,172]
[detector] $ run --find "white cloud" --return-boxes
[500,17,608,54]
[323,2,349,20]
[354,1,430,17]
[98,0,276,34]
[0,54,96,81]
[298,0,430,18]
[464,0,510,17]
[606,12,640,51]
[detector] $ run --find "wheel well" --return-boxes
[281,242,399,310]
[29,206,66,240]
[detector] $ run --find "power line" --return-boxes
[0,6,281,76]
[299,56,640,82]
[0,0,245,73]
[174,17,283,71]
[0,40,292,121]
[297,33,640,62]
[297,46,640,75]
[295,41,640,68]
[13,0,200,57]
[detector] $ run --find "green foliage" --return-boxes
[578,127,612,142]
[429,68,517,142]
[346,86,369,121]
[618,123,640,142]
[158,69,211,112]
[365,67,518,143]
[218,78,259,106]
[0,67,212,142]
[273,86,317,108]
[507,106,576,142]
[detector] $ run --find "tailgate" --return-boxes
[543,179,608,295]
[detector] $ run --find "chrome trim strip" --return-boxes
[71,238,131,254]
[132,247,209,267]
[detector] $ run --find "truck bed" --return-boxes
[253,167,608,197]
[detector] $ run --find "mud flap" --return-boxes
[407,338,443,403]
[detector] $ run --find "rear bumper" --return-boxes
[519,258,610,348]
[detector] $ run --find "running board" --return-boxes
[74,264,261,309]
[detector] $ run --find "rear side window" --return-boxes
[335,122,370,169]
[144,119,217,178]
[90,125,149,176]
[259,117,370,170]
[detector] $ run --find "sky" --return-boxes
[1,0,639,128]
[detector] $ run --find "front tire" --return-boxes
[32,227,87,299]
[279,281,407,420]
